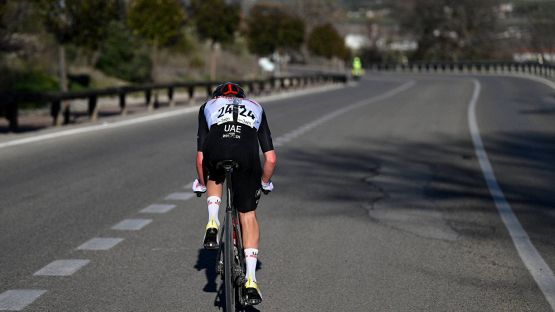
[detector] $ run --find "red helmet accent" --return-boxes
[212,82,245,98]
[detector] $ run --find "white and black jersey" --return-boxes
[197,96,274,154]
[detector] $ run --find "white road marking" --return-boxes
[0,289,46,311]
[272,80,416,148]
[468,79,555,310]
[77,237,124,250]
[140,204,176,214]
[183,182,194,189]
[0,84,346,150]
[112,218,152,231]
[165,192,195,201]
[33,259,90,276]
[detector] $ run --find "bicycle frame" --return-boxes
[217,162,246,311]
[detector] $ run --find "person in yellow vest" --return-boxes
[352,56,365,79]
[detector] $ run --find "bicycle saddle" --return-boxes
[215,160,239,171]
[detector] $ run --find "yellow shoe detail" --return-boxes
[245,276,258,290]
[205,219,218,230]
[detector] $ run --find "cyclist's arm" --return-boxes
[196,104,209,186]
[258,111,276,183]
[262,150,276,183]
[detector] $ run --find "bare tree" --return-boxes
[397,0,500,61]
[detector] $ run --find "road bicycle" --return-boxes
[195,160,265,311]
[196,160,249,312]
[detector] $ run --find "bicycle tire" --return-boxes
[224,211,235,312]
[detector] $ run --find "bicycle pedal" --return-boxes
[243,296,262,306]
[216,262,223,275]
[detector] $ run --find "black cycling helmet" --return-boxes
[212,82,245,98]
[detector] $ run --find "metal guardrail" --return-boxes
[0,74,348,132]
[366,61,555,79]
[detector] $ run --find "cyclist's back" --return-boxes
[199,96,272,168]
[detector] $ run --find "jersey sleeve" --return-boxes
[257,110,274,153]
[197,104,209,151]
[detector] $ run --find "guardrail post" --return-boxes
[6,102,18,132]
[206,84,212,97]
[145,89,153,111]
[119,92,127,116]
[51,100,61,126]
[88,95,98,121]
[271,78,279,93]
[188,86,195,103]
[168,87,175,107]
[153,92,160,109]
[61,101,71,125]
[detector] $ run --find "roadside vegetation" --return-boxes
[0,0,348,99]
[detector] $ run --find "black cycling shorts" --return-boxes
[203,149,262,213]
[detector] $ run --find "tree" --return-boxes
[190,0,240,80]
[515,1,555,63]
[128,0,186,81]
[397,0,499,62]
[307,23,349,60]
[37,0,118,125]
[95,21,152,83]
[246,3,305,56]
[38,0,118,91]
[293,0,342,30]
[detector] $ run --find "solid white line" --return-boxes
[0,84,347,150]
[272,80,416,148]
[0,106,199,149]
[0,289,46,311]
[111,218,152,231]
[468,79,555,310]
[140,204,176,214]
[77,237,124,250]
[33,259,90,276]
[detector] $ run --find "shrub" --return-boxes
[95,21,152,83]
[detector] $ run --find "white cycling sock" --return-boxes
[244,248,258,282]
[207,196,221,226]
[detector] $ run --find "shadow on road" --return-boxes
[194,248,264,311]
[276,132,555,248]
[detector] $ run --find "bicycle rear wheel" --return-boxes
[224,212,235,312]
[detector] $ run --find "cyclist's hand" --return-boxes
[261,180,274,194]
[192,179,206,197]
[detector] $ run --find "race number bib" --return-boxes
[237,105,256,128]
[215,104,234,125]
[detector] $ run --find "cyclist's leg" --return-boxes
[202,158,225,249]
[206,180,223,225]
[234,170,263,304]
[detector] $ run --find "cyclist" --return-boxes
[192,82,277,305]
[352,56,364,79]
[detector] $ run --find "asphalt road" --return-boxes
[1,74,554,311]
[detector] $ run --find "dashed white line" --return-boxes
[165,192,195,201]
[111,218,152,231]
[140,204,176,214]
[468,79,555,310]
[33,259,90,276]
[0,289,46,311]
[77,237,124,251]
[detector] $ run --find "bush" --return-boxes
[0,69,58,93]
[0,68,59,109]
[307,23,349,60]
[95,21,152,83]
